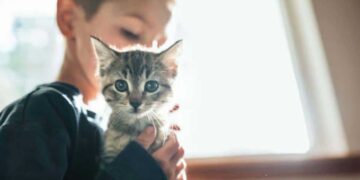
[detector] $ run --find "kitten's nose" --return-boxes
[130,101,142,110]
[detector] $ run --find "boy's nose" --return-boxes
[143,35,167,48]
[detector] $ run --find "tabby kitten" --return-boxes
[91,37,182,163]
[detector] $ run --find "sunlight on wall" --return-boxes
[174,0,310,157]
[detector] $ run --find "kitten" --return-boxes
[91,37,182,163]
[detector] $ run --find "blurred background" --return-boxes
[2,0,360,179]
[0,0,63,107]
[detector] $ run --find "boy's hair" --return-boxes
[74,0,104,19]
[74,0,175,20]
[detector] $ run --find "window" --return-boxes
[174,0,310,157]
[0,0,63,109]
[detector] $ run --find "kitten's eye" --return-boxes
[115,80,128,92]
[121,28,140,41]
[145,80,159,93]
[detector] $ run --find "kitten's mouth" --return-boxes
[130,108,144,115]
[129,108,150,118]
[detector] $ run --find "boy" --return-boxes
[0,0,186,179]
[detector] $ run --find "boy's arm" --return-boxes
[96,141,166,180]
[0,88,166,180]
[0,89,74,180]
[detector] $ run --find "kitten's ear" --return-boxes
[158,40,183,77]
[90,36,116,74]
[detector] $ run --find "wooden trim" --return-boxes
[186,154,360,179]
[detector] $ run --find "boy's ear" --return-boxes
[90,36,116,75]
[158,40,183,77]
[56,0,77,38]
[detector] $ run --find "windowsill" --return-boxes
[186,154,360,179]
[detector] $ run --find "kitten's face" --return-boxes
[91,37,181,119]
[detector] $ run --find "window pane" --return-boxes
[175,0,310,157]
[0,0,63,109]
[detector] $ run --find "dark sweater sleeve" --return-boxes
[0,86,166,180]
[0,88,74,180]
[96,141,166,180]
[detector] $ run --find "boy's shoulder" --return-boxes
[0,82,85,128]
[0,82,104,179]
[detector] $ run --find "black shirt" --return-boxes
[0,82,166,180]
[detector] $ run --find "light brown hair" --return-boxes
[74,0,104,19]
[74,0,176,20]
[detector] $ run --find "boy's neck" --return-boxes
[57,44,99,104]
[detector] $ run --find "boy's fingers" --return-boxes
[175,159,187,177]
[176,170,187,180]
[170,124,181,131]
[169,104,180,113]
[170,146,185,167]
[151,131,187,180]
[136,126,156,149]
[153,131,179,160]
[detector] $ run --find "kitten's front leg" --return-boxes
[102,128,132,164]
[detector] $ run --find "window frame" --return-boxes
[279,0,347,155]
[187,154,360,179]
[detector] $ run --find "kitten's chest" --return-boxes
[108,114,155,135]
[104,113,169,154]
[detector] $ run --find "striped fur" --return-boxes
[91,37,182,163]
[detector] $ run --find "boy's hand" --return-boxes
[136,126,157,149]
[153,131,186,180]
[136,126,187,180]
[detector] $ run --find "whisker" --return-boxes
[151,111,171,143]
[146,113,153,128]
[149,111,160,128]
[150,111,165,129]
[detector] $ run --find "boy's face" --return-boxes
[61,0,172,94]
[76,0,171,47]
